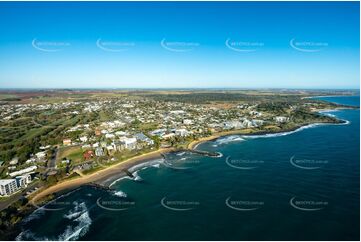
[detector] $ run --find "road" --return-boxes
[47,146,59,170]
[0,182,40,211]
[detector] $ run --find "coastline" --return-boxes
[9,98,356,241]
[31,121,345,204]
[30,106,352,205]
[302,94,359,99]
[187,118,349,150]
[188,104,358,150]
[30,147,176,204]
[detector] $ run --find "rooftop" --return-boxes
[0,179,16,185]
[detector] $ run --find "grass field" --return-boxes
[57,146,83,164]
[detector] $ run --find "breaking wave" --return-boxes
[108,176,132,187]
[25,188,81,223]
[128,159,163,173]
[152,163,160,168]
[109,159,163,187]
[243,119,349,140]
[215,135,245,145]
[16,201,91,241]
[244,123,324,139]
[113,190,127,198]
[176,151,186,156]
[59,202,92,241]
[133,171,143,181]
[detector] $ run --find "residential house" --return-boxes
[134,133,154,146]
[224,121,244,130]
[63,139,72,146]
[242,119,253,128]
[275,116,289,123]
[175,129,190,137]
[115,131,127,136]
[170,110,185,115]
[105,133,115,139]
[183,119,193,125]
[80,136,88,143]
[25,157,36,164]
[95,147,105,157]
[35,151,46,160]
[106,145,116,154]
[9,158,18,165]
[82,144,91,149]
[149,129,167,137]
[252,119,264,127]
[83,150,94,160]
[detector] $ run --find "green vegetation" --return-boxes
[57,146,83,164]
[0,88,357,239]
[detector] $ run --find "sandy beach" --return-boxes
[31,147,175,203]
[187,135,220,150]
[31,117,343,204]
[31,136,222,204]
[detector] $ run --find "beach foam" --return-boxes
[215,135,244,145]
[109,176,132,187]
[128,159,163,173]
[243,123,327,139]
[109,159,164,187]
[113,190,127,198]
[64,201,86,220]
[16,201,91,241]
[152,163,161,168]
[133,171,143,181]
[59,202,92,241]
[176,151,186,156]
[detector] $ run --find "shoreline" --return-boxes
[30,147,176,204]
[188,105,358,150]
[302,94,359,99]
[187,121,345,150]
[31,120,345,204]
[30,106,353,205]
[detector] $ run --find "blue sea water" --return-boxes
[16,96,360,241]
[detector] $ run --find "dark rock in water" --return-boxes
[122,169,134,178]
[160,153,166,159]
[87,183,113,191]
[187,149,220,157]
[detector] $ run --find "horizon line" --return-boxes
[0,87,359,91]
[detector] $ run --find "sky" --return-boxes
[0,1,359,89]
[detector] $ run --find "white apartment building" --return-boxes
[275,116,289,123]
[15,174,32,188]
[9,166,37,177]
[0,179,18,196]
[119,137,137,150]
[175,129,190,137]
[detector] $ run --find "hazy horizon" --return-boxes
[0,87,360,92]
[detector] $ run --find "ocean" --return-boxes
[16,96,360,241]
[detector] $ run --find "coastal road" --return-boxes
[0,182,40,211]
